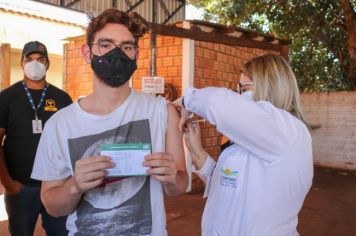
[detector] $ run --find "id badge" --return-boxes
[32,119,42,134]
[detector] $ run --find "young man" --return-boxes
[31,9,188,235]
[0,41,72,236]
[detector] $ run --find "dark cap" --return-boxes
[22,41,48,58]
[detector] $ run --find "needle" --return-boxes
[191,119,206,123]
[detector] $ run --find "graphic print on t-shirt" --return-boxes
[67,119,152,235]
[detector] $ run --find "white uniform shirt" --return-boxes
[185,87,313,236]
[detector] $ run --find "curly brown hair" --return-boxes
[86,8,149,46]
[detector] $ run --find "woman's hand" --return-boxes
[171,97,192,132]
[184,121,208,169]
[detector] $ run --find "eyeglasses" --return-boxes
[236,82,254,94]
[91,39,138,59]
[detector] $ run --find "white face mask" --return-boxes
[241,90,253,100]
[24,60,46,81]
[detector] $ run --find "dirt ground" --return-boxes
[0,166,355,236]
[166,166,356,236]
[297,167,356,235]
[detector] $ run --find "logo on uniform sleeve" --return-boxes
[220,167,238,188]
[44,99,58,112]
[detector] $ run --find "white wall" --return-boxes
[301,92,356,171]
[0,9,85,88]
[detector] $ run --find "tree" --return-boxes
[341,0,356,88]
[188,0,356,91]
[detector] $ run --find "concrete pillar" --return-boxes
[182,36,195,192]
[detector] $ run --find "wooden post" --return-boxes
[0,43,11,90]
[62,43,67,92]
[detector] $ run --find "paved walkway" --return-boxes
[0,166,355,235]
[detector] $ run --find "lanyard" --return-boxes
[22,81,48,120]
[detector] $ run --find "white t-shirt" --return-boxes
[32,90,168,236]
[185,87,313,236]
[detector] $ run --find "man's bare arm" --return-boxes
[41,177,82,217]
[0,128,23,195]
[144,103,189,196]
[163,103,189,195]
[41,156,113,217]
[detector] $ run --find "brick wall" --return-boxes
[132,34,183,95]
[64,36,93,99]
[301,92,356,171]
[131,34,149,91]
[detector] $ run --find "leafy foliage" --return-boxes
[188,0,355,91]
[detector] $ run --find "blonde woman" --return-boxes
[177,54,313,236]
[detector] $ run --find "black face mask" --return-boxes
[91,47,137,87]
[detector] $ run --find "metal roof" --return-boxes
[180,20,290,46]
[0,0,88,27]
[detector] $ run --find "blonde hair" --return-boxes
[240,54,309,128]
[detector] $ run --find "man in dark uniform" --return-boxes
[0,41,72,236]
